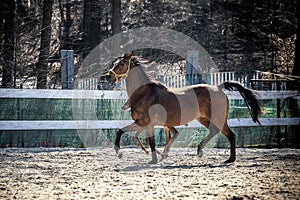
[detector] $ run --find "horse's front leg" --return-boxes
[114,122,141,158]
[114,129,124,155]
[121,99,130,110]
[146,126,157,164]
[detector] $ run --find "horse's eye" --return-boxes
[120,62,124,66]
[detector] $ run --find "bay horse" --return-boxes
[105,52,262,164]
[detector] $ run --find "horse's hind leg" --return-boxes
[221,124,236,163]
[136,127,169,156]
[161,127,179,161]
[196,118,220,158]
[164,127,171,145]
[134,130,149,154]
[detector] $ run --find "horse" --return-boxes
[105,52,262,164]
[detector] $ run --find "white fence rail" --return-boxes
[0,89,299,130]
[1,89,299,100]
[0,118,299,130]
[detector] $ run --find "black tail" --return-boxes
[219,81,262,125]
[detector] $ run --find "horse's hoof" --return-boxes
[149,151,158,164]
[117,152,123,159]
[224,158,235,163]
[114,145,120,154]
[159,154,168,162]
[197,150,203,158]
[121,104,130,110]
[162,153,168,159]
[148,159,157,164]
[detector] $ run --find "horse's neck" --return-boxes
[125,66,151,97]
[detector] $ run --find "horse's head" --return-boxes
[105,52,133,84]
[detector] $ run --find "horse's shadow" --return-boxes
[118,162,231,172]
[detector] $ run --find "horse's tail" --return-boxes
[219,81,262,125]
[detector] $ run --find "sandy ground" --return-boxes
[0,147,299,200]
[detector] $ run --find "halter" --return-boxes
[108,58,131,84]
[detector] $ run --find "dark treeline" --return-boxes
[0,0,299,89]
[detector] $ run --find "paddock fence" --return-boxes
[0,89,299,148]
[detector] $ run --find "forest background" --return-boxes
[0,0,299,89]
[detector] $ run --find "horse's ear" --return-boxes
[124,52,133,59]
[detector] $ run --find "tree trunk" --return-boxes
[37,0,53,89]
[289,0,300,148]
[82,0,101,57]
[59,0,71,50]
[1,0,15,88]
[293,0,300,77]
[112,0,121,35]
[111,0,121,55]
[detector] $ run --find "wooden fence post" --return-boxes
[61,50,74,89]
[186,50,199,85]
[276,81,281,147]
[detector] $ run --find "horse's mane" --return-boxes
[131,56,155,75]
[131,56,152,66]
[130,56,171,91]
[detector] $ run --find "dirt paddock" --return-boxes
[0,147,299,199]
